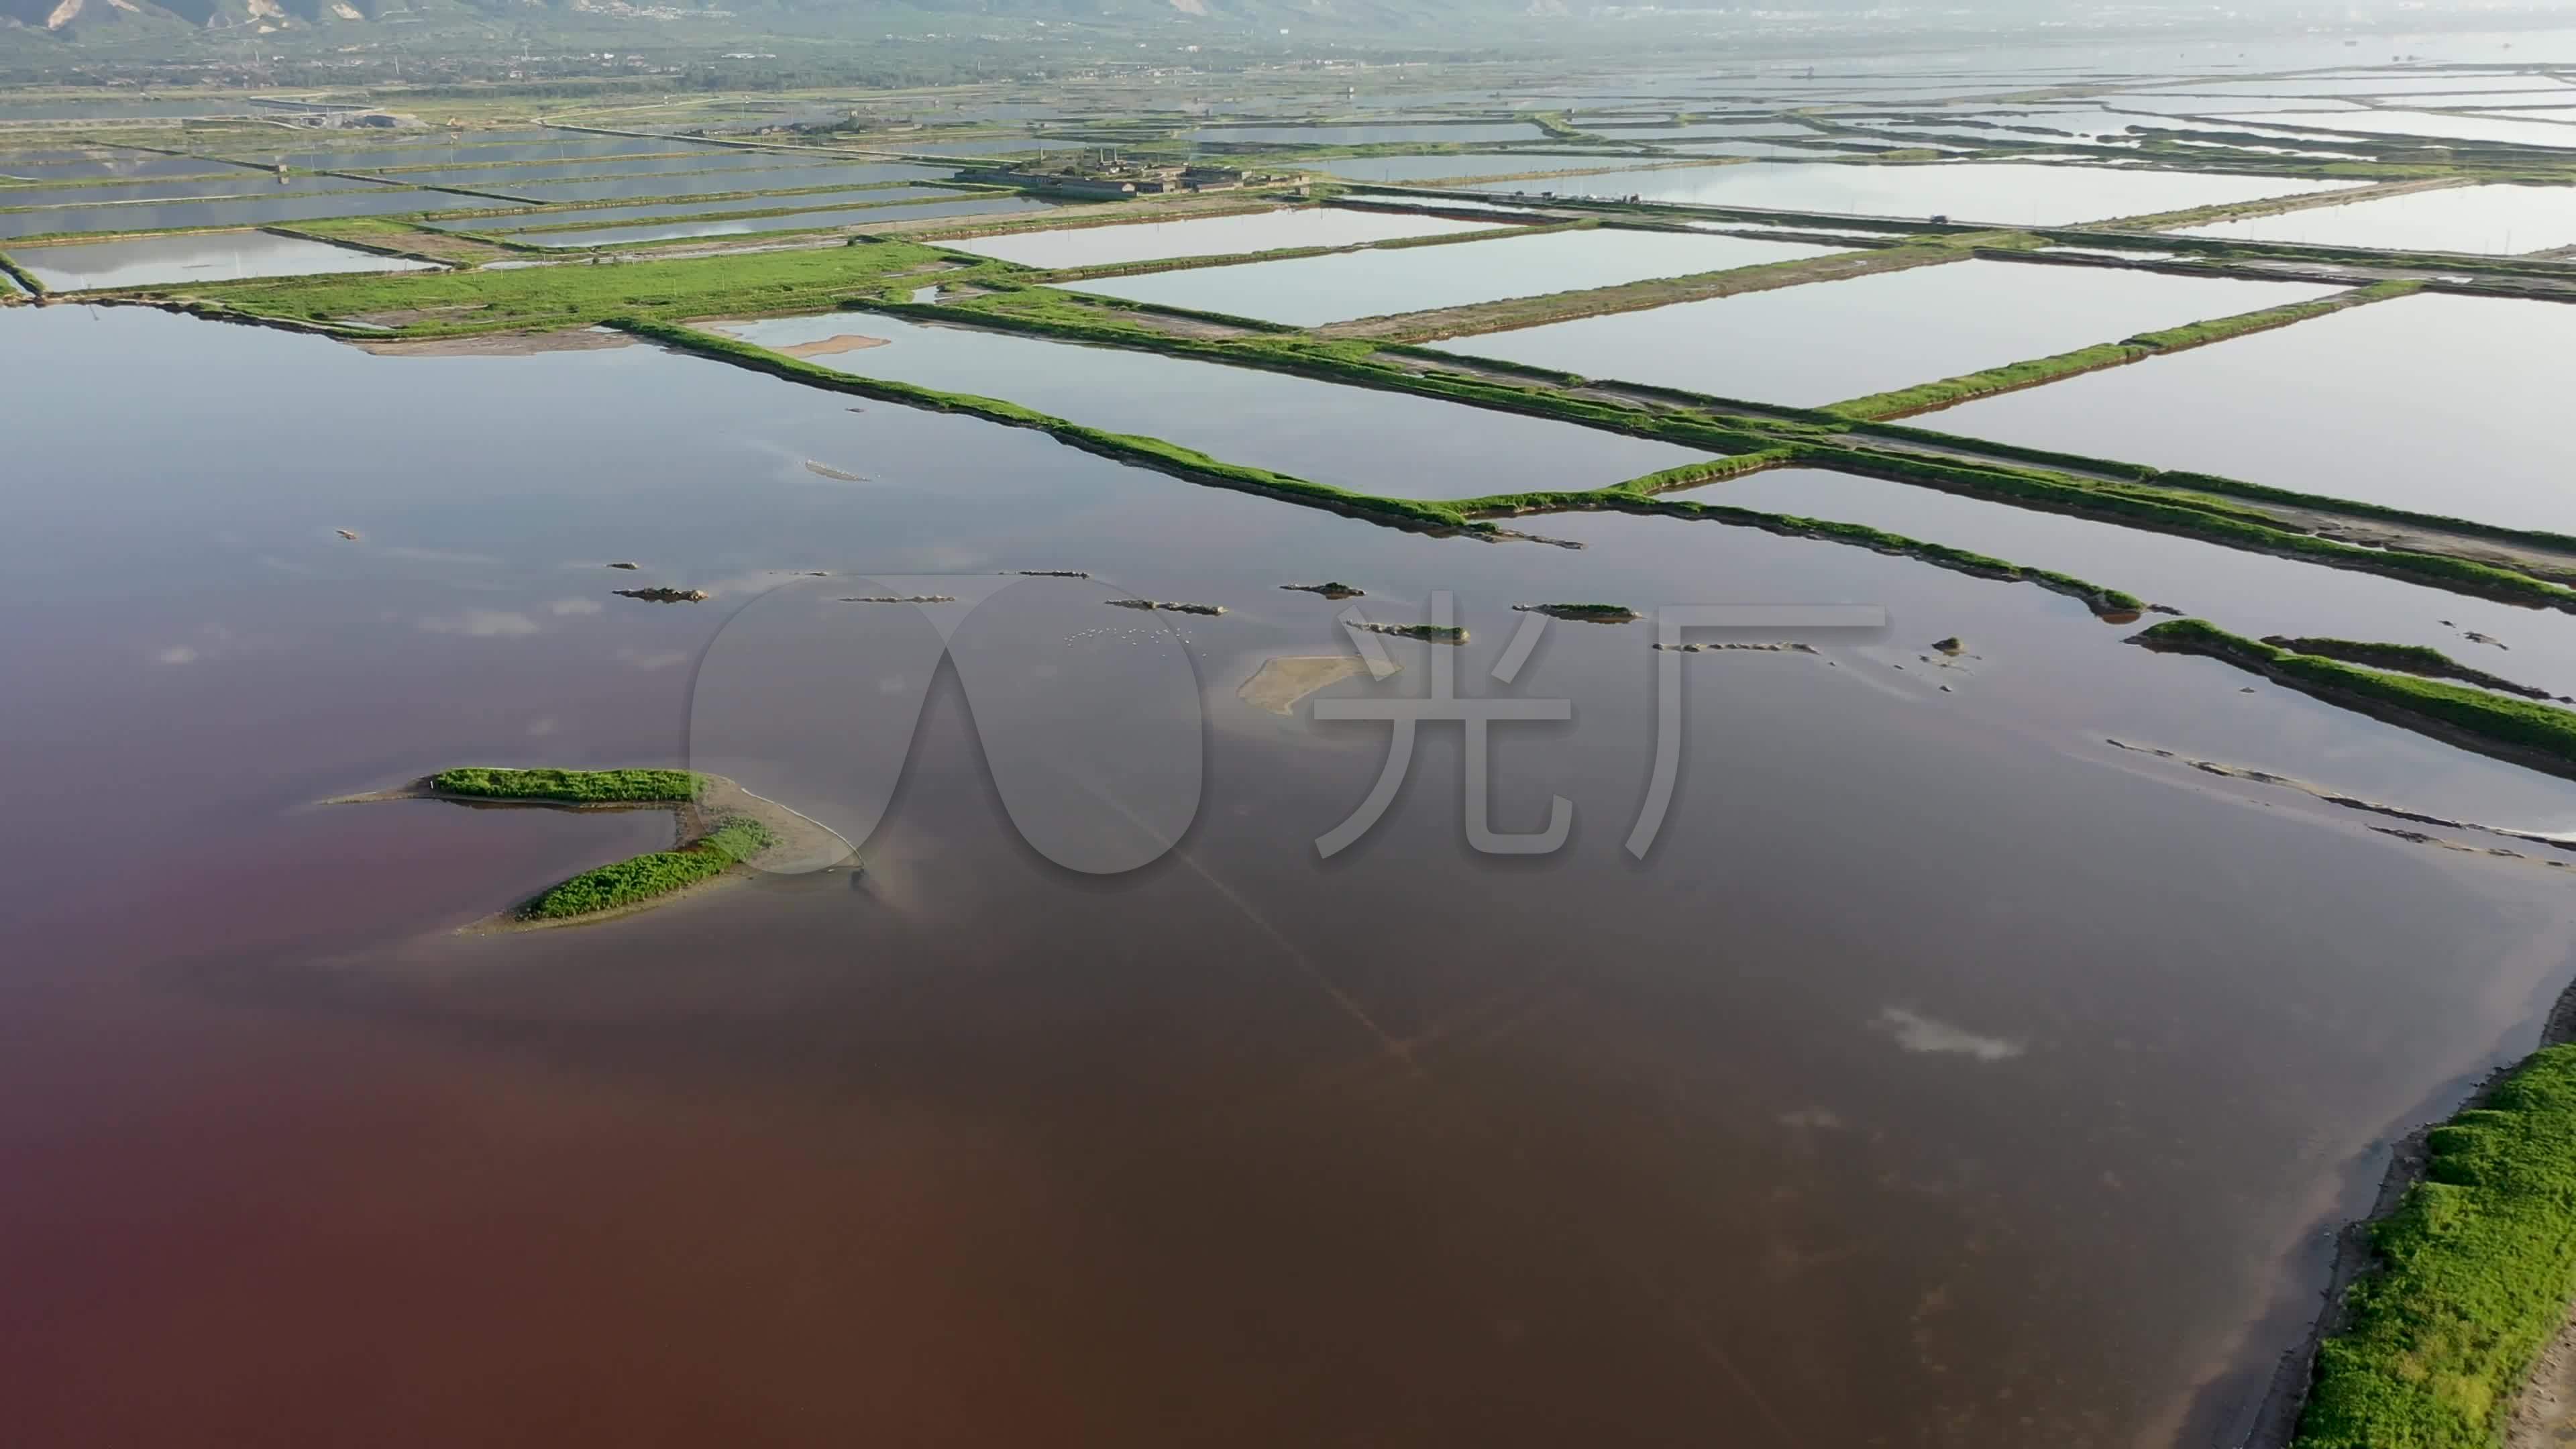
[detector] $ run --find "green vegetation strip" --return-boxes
[433,766,704,804]
[184,239,955,335]
[1454,467,2145,616]
[2265,637,2561,702]
[1809,445,2576,611]
[2135,621,2576,777]
[1825,281,2416,421]
[2295,1044,2576,1449]
[0,249,40,295]
[522,816,775,920]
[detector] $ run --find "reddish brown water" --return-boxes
[7,305,2575,1447]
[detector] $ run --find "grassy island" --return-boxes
[432,767,705,804]
[522,816,777,921]
[2296,1044,2576,1449]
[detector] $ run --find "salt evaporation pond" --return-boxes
[1467,160,2367,224]
[1322,153,1664,183]
[0,173,361,208]
[525,193,1049,248]
[934,205,1499,266]
[503,162,946,203]
[0,187,443,241]
[433,186,960,235]
[714,309,1712,498]
[1431,259,2342,407]
[1189,122,1547,145]
[1936,292,2576,537]
[10,230,437,290]
[1069,226,1839,326]
[2176,182,2576,254]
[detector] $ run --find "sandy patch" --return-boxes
[358,328,631,357]
[1240,655,1373,716]
[780,333,890,358]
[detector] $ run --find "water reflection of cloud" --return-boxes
[614,647,692,671]
[547,597,604,616]
[1874,1006,2023,1062]
[418,609,541,638]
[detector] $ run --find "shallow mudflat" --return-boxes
[715,309,1712,498]
[13,230,437,290]
[1429,258,2342,407]
[1466,159,2367,224]
[1067,224,1839,325]
[2176,182,2576,254]
[934,206,1499,266]
[1935,291,2576,537]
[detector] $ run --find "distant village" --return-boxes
[979,148,1284,199]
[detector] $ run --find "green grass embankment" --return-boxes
[1454,462,2145,616]
[0,249,42,295]
[2135,620,2576,776]
[1022,219,1589,284]
[2264,637,2562,701]
[1808,445,2576,611]
[2294,1044,2576,1449]
[184,239,957,335]
[433,766,704,804]
[522,815,775,920]
[874,294,1781,453]
[618,318,1476,532]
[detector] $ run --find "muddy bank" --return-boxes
[356,327,633,357]
[2239,949,2576,1448]
[1238,655,1373,716]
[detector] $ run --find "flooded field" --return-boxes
[9,300,2576,1448]
[1692,466,2576,721]
[9,230,436,289]
[214,137,700,172]
[504,162,946,203]
[2176,182,2576,254]
[0,173,352,208]
[432,186,963,235]
[0,152,253,182]
[1188,121,1548,144]
[1069,225,1840,325]
[713,309,1712,497]
[1428,260,2343,407]
[1935,291,2576,535]
[523,193,1049,248]
[2233,109,2576,148]
[1466,160,2367,223]
[0,187,442,241]
[368,152,812,186]
[1319,153,1646,182]
[934,206,1499,266]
